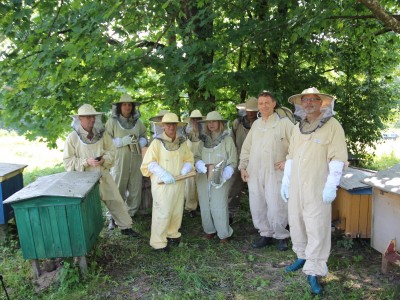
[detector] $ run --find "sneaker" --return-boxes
[251,236,273,248]
[307,275,323,295]
[121,228,140,237]
[277,239,288,251]
[220,238,230,244]
[108,219,116,230]
[285,258,306,272]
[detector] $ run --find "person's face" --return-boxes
[258,96,276,117]
[190,118,201,131]
[79,115,96,132]
[300,94,322,116]
[163,123,178,139]
[121,102,133,118]
[207,120,220,133]
[246,111,258,121]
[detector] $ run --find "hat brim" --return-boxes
[70,112,104,117]
[288,92,334,106]
[154,121,187,127]
[236,103,246,110]
[198,119,228,123]
[183,116,205,122]
[112,101,140,106]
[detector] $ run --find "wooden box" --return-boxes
[332,188,372,238]
[332,167,374,238]
[362,164,400,254]
[4,171,103,260]
[0,163,27,224]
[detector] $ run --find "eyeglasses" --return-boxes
[301,97,321,103]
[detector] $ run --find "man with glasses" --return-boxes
[281,88,348,295]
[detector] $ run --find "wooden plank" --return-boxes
[358,194,372,238]
[66,204,86,256]
[39,206,56,257]
[28,207,46,258]
[55,205,73,257]
[349,194,361,238]
[47,206,63,257]
[14,207,36,259]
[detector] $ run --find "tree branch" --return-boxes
[357,0,400,33]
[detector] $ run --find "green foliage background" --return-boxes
[0,0,399,161]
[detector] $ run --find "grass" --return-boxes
[1,129,400,299]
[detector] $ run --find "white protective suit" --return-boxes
[63,125,133,229]
[239,113,293,239]
[105,116,147,217]
[287,116,347,276]
[195,133,237,240]
[140,132,194,249]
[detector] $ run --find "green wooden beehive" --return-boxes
[4,171,103,260]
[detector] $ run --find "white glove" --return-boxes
[222,166,234,181]
[195,160,207,174]
[139,137,147,148]
[322,185,337,204]
[280,159,292,203]
[322,160,344,204]
[121,135,132,146]
[148,162,176,184]
[180,162,193,175]
[113,137,123,148]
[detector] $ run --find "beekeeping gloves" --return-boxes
[195,160,207,174]
[180,162,193,175]
[280,159,292,203]
[148,162,176,184]
[222,166,234,181]
[139,137,148,148]
[322,160,344,204]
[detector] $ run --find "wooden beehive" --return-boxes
[332,167,375,238]
[362,163,400,254]
[0,163,27,224]
[4,171,103,260]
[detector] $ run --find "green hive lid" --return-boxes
[4,171,101,204]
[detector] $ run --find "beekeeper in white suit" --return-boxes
[195,111,237,243]
[105,94,148,229]
[281,87,348,295]
[63,104,140,238]
[239,91,294,251]
[141,113,194,252]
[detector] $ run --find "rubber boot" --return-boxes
[307,275,323,295]
[285,258,306,272]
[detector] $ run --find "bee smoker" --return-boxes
[128,134,141,155]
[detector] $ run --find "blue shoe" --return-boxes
[307,275,323,295]
[285,258,306,272]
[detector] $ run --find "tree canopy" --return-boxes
[0,0,399,162]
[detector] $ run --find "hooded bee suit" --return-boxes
[63,121,133,230]
[105,106,147,217]
[195,113,237,240]
[141,131,194,249]
[285,89,347,277]
[239,113,293,239]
